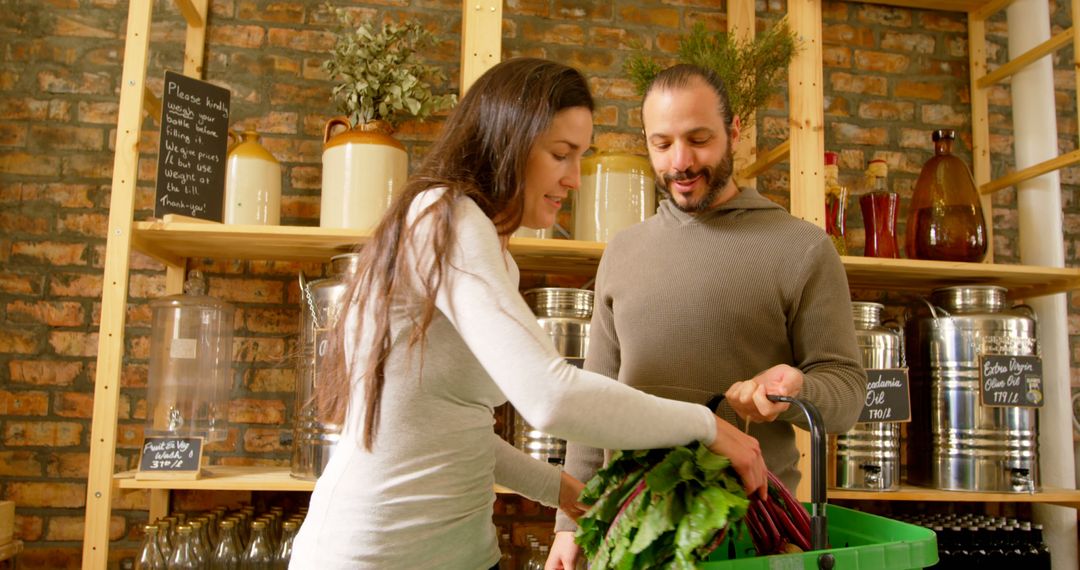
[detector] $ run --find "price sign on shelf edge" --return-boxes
[135,435,203,481]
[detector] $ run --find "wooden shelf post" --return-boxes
[81,1,155,567]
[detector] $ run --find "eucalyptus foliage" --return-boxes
[323,6,456,129]
[624,21,799,122]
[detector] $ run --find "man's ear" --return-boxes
[729,115,742,146]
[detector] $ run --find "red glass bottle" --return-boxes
[824,151,848,255]
[905,130,988,262]
[859,159,900,258]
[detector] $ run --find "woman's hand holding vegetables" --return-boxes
[726,364,804,423]
[545,531,580,570]
[558,471,589,521]
[707,415,767,499]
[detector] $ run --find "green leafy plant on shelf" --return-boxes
[624,21,799,121]
[323,5,457,129]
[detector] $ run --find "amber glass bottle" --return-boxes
[905,130,988,262]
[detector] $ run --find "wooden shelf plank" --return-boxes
[509,236,605,276]
[130,221,606,275]
[979,148,1080,195]
[115,466,515,494]
[849,0,987,13]
[971,0,1020,20]
[131,221,368,264]
[976,27,1073,89]
[738,139,790,181]
[131,222,1080,298]
[830,484,1080,508]
[0,540,23,562]
[172,0,204,28]
[142,86,161,126]
[113,466,1080,507]
[840,255,1080,299]
[117,466,313,492]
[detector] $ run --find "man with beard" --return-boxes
[545,64,867,569]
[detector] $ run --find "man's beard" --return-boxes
[657,144,735,214]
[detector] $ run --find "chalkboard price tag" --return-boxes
[135,436,203,480]
[858,368,911,423]
[980,355,1043,408]
[154,70,231,221]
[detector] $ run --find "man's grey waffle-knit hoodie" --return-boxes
[556,187,867,533]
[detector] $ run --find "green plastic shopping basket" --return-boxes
[700,396,938,570]
[700,503,938,569]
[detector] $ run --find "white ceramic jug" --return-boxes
[224,130,281,225]
[320,117,408,230]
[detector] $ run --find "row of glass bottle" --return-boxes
[136,505,304,569]
[497,532,557,570]
[824,129,988,263]
[892,513,1050,569]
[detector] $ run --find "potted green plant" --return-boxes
[323,6,456,130]
[624,21,799,123]
[319,6,457,230]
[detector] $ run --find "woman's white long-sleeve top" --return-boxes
[290,189,717,569]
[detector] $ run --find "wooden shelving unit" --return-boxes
[111,464,1080,509]
[114,466,517,494]
[109,465,1080,514]
[82,0,1080,567]
[132,220,1080,296]
[116,466,313,492]
[828,485,1080,509]
[131,220,608,275]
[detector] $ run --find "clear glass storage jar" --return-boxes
[146,271,234,442]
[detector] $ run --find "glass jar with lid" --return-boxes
[146,270,234,442]
[574,150,656,242]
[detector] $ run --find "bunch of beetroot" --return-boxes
[744,471,813,554]
[575,443,814,569]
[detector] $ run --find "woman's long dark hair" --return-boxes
[318,58,594,450]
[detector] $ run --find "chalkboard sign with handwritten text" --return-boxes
[980,355,1043,408]
[857,368,911,423]
[136,436,203,479]
[154,71,230,221]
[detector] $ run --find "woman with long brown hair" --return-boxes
[290,57,768,569]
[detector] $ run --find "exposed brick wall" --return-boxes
[0,0,1077,567]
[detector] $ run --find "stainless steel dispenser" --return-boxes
[146,270,234,443]
[906,285,1039,492]
[290,253,362,480]
[513,288,594,464]
[835,302,902,491]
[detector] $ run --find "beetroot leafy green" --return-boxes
[575,443,816,568]
[575,443,749,569]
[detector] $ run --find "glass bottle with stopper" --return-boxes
[905,129,988,263]
[859,158,900,258]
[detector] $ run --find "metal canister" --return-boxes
[906,285,1039,492]
[835,302,902,491]
[290,253,363,480]
[513,288,594,464]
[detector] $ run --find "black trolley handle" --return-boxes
[767,395,832,564]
